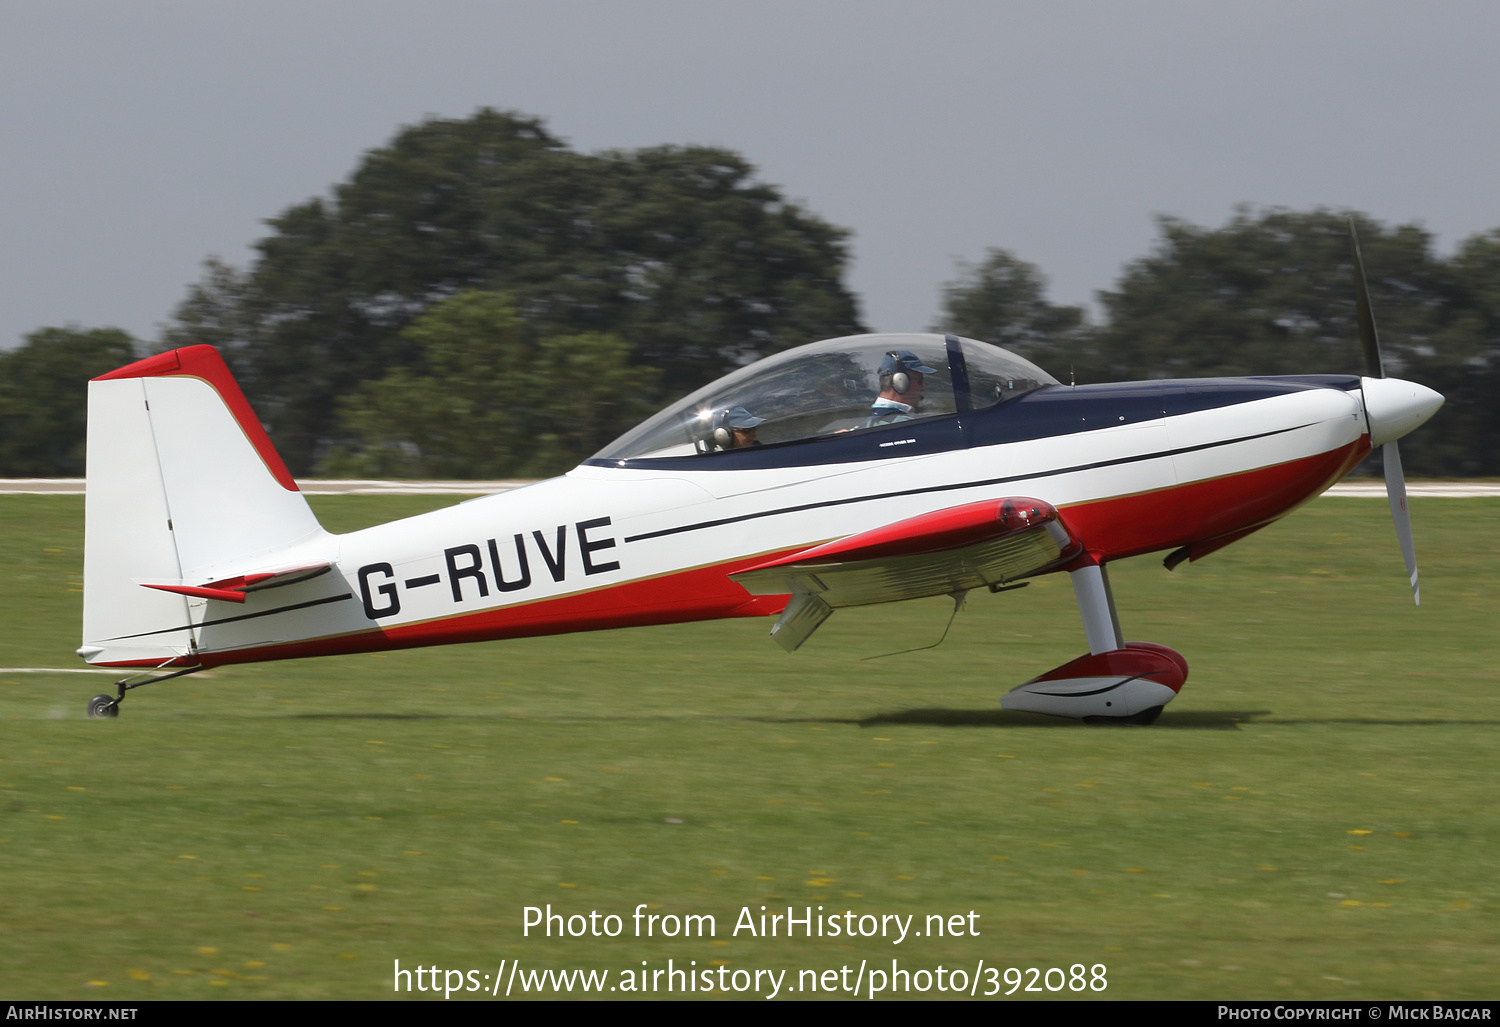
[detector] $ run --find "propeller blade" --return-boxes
[1351,221,1420,603]
[1349,220,1385,379]
[1383,440,1420,605]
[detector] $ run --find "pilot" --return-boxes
[712,406,765,449]
[862,350,937,428]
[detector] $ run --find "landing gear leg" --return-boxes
[1069,561,1123,655]
[85,664,203,718]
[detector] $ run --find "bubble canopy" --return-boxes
[591,333,1058,465]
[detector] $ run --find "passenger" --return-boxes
[712,406,765,449]
[862,350,936,427]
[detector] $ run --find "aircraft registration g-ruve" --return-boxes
[78,231,1443,721]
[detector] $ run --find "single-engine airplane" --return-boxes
[78,230,1443,722]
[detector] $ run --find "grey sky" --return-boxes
[2,1,1497,352]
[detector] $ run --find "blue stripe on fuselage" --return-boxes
[583,375,1361,473]
[964,375,1360,449]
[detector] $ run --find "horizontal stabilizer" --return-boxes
[137,562,332,605]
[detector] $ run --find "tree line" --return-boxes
[931,209,1500,477]
[4,109,1497,478]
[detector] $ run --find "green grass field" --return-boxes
[1,493,1496,1000]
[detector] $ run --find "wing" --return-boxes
[730,498,1079,651]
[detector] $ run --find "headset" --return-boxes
[711,407,761,449]
[882,352,911,395]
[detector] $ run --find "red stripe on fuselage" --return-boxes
[1058,438,1369,561]
[185,552,802,668]
[133,437,1368,670]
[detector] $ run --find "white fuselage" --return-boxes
[159,380,1368,668]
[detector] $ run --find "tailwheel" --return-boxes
[87,694,120,719]
[83,663,204,719]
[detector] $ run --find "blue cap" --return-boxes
[880,350,937,376]
[716,406,765,430]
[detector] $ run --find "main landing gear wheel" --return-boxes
[1000,644,1187,723]
[1084,704,1164,726]
[87,694,120,719]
